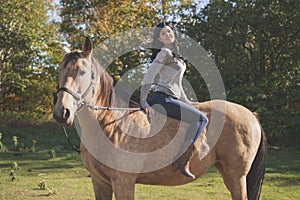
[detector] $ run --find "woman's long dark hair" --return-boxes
[150,21,181,61]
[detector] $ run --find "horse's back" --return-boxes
[198,100,261,136]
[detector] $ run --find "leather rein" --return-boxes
[55,70,142,153]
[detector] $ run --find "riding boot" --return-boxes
[173,143,196,179]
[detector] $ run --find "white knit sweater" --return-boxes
[140,48,189,108]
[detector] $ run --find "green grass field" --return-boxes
[0,121,299,200]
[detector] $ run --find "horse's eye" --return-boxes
[79,70,86,76]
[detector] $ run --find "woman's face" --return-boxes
[158,26,175,47]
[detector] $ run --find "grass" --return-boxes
[0,120,299,199]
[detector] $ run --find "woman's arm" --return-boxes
[140,62,164,108]
[179,63,199,105]
[140,49,172,108]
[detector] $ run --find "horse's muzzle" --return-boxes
[53,105,74,126]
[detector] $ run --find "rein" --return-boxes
[59,104,142,154]
[60,102,142,154]
[83,103,142,111]
[62,127,81,153]
[55,70,142,153]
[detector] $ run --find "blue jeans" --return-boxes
[148,91,208,143]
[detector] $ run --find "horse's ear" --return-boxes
[82,37,93,57]
[62,46,71,55]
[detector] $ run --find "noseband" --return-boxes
[55,71,95,108]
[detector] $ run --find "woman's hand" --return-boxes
[187,101,200,106]
[143,106,155,119]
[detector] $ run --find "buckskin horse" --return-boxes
[53,37,266,200]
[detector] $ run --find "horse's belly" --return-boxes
[135,168,193,186]
[135,153,213,186]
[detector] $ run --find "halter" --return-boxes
[56,71,95,110]
[55,70,142,112]
[55,70,95,154]
[55,66,142,153]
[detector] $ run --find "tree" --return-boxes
[0,0,62,112]
[59,0,195,99]
[59,0,160,46]
[181,0,300,147]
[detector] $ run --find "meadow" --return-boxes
[0,120,299,200]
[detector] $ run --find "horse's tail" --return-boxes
[246,116,267,200]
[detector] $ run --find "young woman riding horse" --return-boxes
[53,35,266,200]
[140,22,208,179]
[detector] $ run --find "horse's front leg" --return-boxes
[92,177,113,200]
[111,173,137,200]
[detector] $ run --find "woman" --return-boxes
[140,22,208,179]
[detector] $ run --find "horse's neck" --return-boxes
[91,62,151,146]
[95,106,189,153]
[93,78,125,136]
[95,109,141,146]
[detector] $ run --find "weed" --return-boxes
[10,170,17,181]
[49,149,56,159]
[46,187,58,196]
[11,162,19,170]
[38,180,58,196]
[31,139,37,153]
[12,136,18,151]
[9,162,19,181]
[38,180,47,190]
[0,133,8,152]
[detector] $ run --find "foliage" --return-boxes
[0,0,62,113]
[179,0,299,147]
[60,0,158,85]
[60,0,158,46]
[59,0,197,100]
[0,0,298,147]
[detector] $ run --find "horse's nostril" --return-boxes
[63,108,70,120]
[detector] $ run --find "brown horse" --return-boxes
[53,37,266,200]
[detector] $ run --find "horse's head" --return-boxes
[53,37,95,126]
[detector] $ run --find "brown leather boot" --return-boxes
[173,144,196,179]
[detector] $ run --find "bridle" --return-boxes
[54,68,96,154]
[56,71,95,111]
[55,70,142,111]
[54,65,141,153]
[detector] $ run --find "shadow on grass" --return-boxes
[266,148,300,173]
[0,151,83,176]
[1,119,299,193]
[264,148,300,188]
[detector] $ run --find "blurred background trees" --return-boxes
[180,0,299,146]
[0,0,298,147]
[0,0,61,113]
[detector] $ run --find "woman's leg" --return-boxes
[148,92,208,179]
[149,92,208,143]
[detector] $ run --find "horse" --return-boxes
[53,37,266,200]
